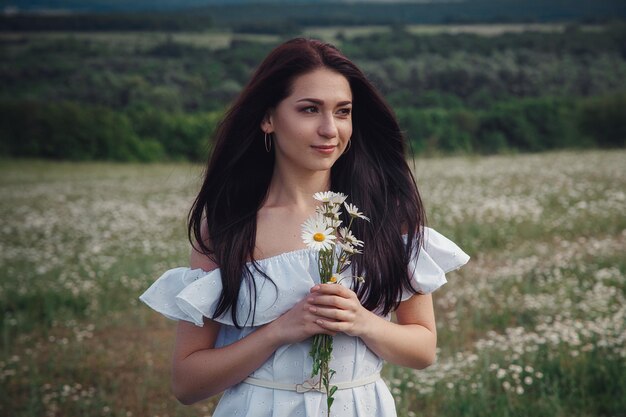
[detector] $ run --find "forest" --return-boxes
[1,18,625,161]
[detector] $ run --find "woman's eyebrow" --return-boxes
[296,98,352,106]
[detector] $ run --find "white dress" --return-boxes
[139,227,470,417]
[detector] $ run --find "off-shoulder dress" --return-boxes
[139,226,470,417]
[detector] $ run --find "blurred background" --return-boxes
[1,1,625,417]
[2,0,626,159]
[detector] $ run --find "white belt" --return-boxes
[243,372,381,394]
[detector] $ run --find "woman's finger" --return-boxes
[309,294,352,309]
[314,319,347,333]
[311,283,354,298]
[310,305,355,322]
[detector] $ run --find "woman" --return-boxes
[140,38,469,416]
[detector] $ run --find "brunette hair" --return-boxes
[188,38,426,327]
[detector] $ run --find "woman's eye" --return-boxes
[302,106,318,113]
[337,108,352,116]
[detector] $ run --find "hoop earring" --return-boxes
[342,139,352,155]
[264,132,272,153]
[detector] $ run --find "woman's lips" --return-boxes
[312,145,337,154]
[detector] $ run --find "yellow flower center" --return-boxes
[329,275,338,283]
[313,232,326,242]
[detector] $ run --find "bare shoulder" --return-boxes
[189,220,219,272]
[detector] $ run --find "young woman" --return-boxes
[140,38,469,416]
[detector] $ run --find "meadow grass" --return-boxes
[302,23,603,43]
[0,149,624,417]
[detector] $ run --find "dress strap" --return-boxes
[242,372,381,393]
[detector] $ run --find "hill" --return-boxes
[3,0,626,26]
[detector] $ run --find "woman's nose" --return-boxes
[318,114,338,139]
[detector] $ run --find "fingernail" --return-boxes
[311,285,320,291]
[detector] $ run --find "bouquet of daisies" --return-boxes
[301,191,369,415]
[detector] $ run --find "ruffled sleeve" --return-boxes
[138,267,221,326]
[139,250,319,328]
[401,227,470,301]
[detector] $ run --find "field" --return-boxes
[1,150,625,417]
[304,23,604,43]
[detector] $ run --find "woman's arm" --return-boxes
[308,284,437,369]
[171,247,336,405]
[173,317,283,404]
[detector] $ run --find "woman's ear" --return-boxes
[260,112,273,133]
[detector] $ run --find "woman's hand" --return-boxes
[266,294,337,346]
[308,285,438,369]
[307,283,375,338]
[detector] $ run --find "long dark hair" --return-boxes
[188,38,426,327]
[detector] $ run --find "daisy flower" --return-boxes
[328,218,342,229]
[338,227,364,247]
[320,203,341,220]
[301,214,336,251]
[313,191,335,203]
[313,191,347,205]
[344,202,370,221]
[339,241,362,254]
[329,192,348,205]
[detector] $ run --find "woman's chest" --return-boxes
[254,208,312,260]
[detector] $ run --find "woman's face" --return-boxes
[262,67,353,174]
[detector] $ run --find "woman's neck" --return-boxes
[265,166,331,210]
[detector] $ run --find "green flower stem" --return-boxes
[312,244,338,416]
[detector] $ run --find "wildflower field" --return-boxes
[1,150,624,417]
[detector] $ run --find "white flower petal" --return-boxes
[344,202,370,221]
[313,191,347,205]
[301,213,337,251]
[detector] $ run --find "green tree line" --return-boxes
[0,101,220,161]
[2,94,623,161]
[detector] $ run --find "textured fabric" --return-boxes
[139,226,470,416]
